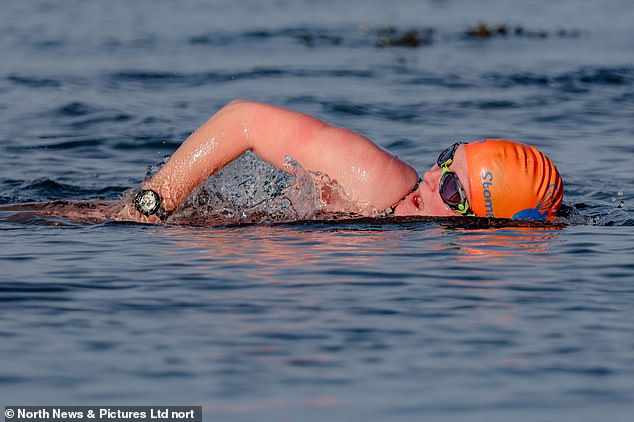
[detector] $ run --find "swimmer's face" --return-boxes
[394,144,472,217]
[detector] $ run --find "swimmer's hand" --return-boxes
[114,202,162,224]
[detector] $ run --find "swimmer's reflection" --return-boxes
[158,225,407,276]
[1,201,562,266]
[435,226,562,262]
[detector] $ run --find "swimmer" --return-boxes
[115,99,563,224]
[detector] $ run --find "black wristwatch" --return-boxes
[134,189,169,221]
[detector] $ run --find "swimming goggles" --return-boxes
[437,143,475,216]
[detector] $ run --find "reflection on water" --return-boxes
[443,227,562,262]
[159,223,564,280]
[1,200,565,268]
[160,225,406,277]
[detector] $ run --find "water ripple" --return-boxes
[8,75,61,88]
[488,66,634,89]
[1,179,126,202]
[106,67,375,88]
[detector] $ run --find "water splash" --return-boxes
[165,152,361,225]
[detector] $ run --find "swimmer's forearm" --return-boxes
[141,99,327,211]
[142,100,254,210]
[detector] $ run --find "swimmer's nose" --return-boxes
[422,166,442,191]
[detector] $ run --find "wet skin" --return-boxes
[118,100,460,223]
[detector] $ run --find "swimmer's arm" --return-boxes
[137,99,418,214]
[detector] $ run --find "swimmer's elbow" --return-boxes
[226,98,249,107]
[224,98,260,111]
[220,99,266,126]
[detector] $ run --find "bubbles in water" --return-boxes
[166,152,361,225]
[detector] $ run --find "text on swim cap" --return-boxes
[481,171,494,217]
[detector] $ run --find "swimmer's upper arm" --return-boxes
[244,101,418,209]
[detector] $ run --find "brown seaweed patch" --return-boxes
[375,28,434,48]
[465,23,579,39]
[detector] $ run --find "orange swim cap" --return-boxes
[463,140,563,221]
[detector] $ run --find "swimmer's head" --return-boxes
[463,139,563,221]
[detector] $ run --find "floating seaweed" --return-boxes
[465,23,511,38]
[464,23,579,39]
[256,24,581,49]
[376,29,434,48]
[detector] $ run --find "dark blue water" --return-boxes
[1,0,633,420]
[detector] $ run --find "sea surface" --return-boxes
[1,0,633,421]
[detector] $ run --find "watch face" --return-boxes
[135,190,161,216]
